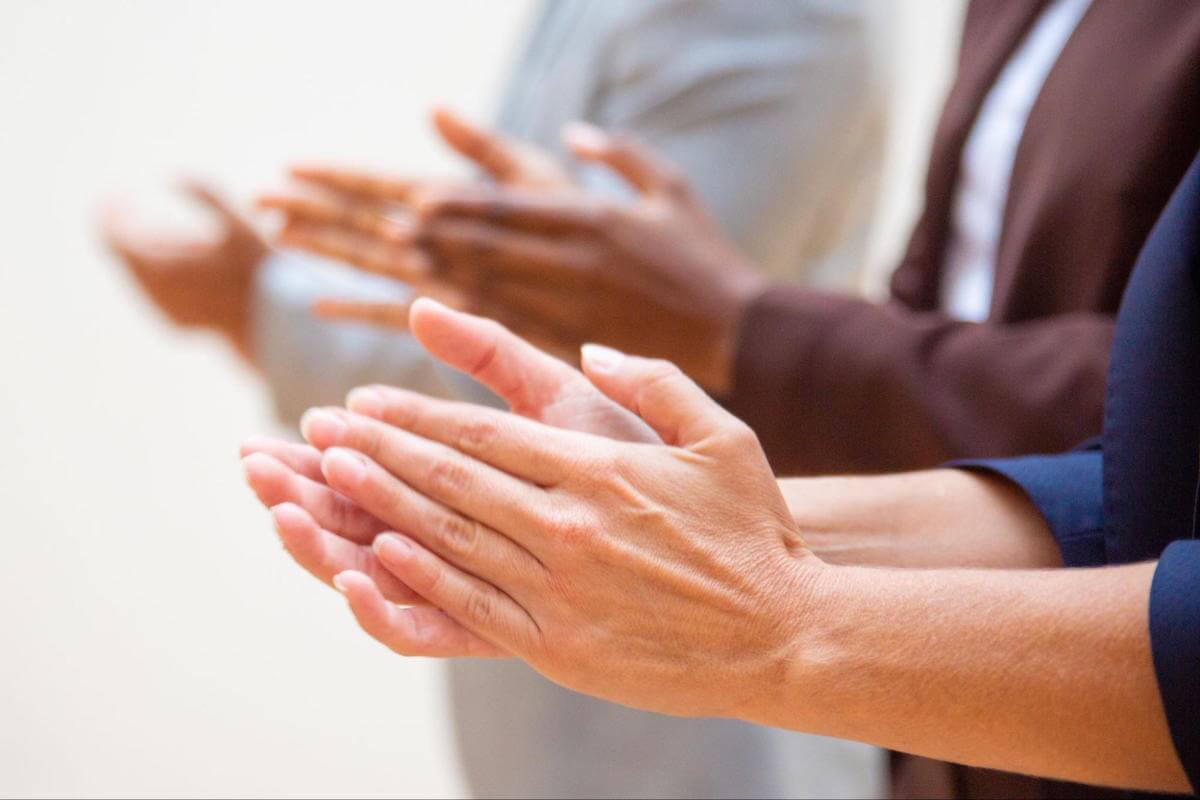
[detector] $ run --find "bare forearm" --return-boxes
[749,560,1187,793]
[778,469,1062,569]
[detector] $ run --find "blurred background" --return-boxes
[0,1,962,796]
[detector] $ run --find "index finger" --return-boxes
[276,221,431,283]
[289,165,427,204]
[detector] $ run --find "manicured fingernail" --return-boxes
[346,387,384,418]
[323,447,367,484]
[563,120,609,151]
[332,572,352,593]
[581,343,624,373]
[300,408,347,442]
[373,532,412,560]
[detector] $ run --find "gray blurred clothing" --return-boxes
[252,1,887,797]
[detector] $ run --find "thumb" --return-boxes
[408,297,584,417]
[562,122,688,198]
[431,106,522,182]
[580,343,729,448]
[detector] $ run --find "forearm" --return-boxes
[778,469,1062,569]
[750,560,1188,793]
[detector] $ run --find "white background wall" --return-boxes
[0,1,961,796]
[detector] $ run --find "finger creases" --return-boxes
[316,447,548,603]
[338,389,584,488]
[335,569,509,658]
[364,536,538,655]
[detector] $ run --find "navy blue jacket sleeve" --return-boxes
[954,449,1200,792]
[1150,540,1200,794]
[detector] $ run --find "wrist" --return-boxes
[735,551,843,730]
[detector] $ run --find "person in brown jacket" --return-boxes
[259,1,1200,797]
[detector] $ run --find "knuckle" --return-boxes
[419,555,445,595]
[455,416,498,454]
[725,419,761,450]
[433,512,479,557]
[546,510,593,546]
[381,398,418,430]
[426,456,472,497]
[350,421,385,458]
[464,588,496,627]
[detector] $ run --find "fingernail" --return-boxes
[581,343,624,373]
[373,532,412,560]
[300,408,347,443]
[563,120,609,152]
[323,447,367,484]
[332,572,352,593]
[346,387,384,418]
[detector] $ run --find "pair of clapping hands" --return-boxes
[260,108,765,392]
[241,297,818,720]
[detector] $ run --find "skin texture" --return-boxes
[780,470,1064,570]
[258,124,765,391]
[102,182,267,361]
[241,301,1189,793]
[241,299,660,618]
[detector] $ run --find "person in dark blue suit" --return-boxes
[240,152,1200,795]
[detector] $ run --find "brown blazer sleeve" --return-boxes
[724,289,1112,476]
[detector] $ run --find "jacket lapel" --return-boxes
[890,0,1050,308]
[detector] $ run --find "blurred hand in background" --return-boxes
[101,183,267,362]
[263,122,764,392]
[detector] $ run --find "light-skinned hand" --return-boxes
[293,332,816,718]
[241,298,661,653]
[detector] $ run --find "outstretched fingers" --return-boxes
[562,122,690,198]
[318,446,549,605]
[287,165,424,204]
[361,533,538,655]
[240,436,324,482]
